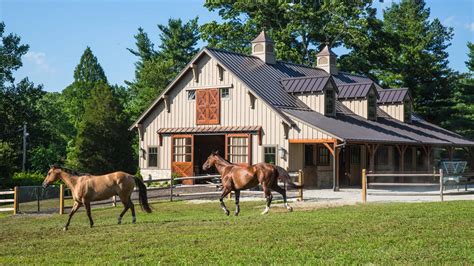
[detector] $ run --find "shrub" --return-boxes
[8,172,46,187]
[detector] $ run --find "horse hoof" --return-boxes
[225,210,230,216]
[287,206,293,212]
[90,224,94,228]
[234,212,239,216]
[63,227,68,231]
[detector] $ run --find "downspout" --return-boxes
[333,141,347,191]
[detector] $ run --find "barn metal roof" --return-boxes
[157,126,261,134]
[281,75,337,94]
[337,82,379,100]
[378,88,411,104]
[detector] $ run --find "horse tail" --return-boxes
[276,166,302,189]
[134,176,152,213]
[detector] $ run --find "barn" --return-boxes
[129,31,474,189]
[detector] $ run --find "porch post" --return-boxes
[422,145,433,171]
[447,146,454,161]
[396,144,408,182]
[365,143,379,173]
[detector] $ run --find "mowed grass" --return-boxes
[0,200,473,264]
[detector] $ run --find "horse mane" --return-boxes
[215,154,233,166]
[53,165,89,176]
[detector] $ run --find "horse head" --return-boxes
[42,164,62,188]
[202,151,219,171]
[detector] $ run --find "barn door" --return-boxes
[171,135,194,184]
[196,89,220,125]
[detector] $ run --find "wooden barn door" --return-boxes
[196,89,220,125]
[171,135,194,184]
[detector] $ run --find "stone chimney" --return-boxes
[316,44,338,74]
[251,31,276,65]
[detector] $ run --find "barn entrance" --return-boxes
[194,135,225,176]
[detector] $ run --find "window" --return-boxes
[350,146,360,164]
[148,147,158,167]
[368,92,377,120]
[253,44,263,53]
[266,44,274,52]
[318,57,328,65]
[263,146,277,164]
[325,89,335,115]
[187,90,195,101]
[173,137,192,162]
[221,88,230,99]
[318,146,330,166]
[404,100,411,122]
[304,145,314,166]
[376,146,389,165]
[227,135,249,164]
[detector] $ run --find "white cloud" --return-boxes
[466,22,474,32]
[23,51,55,74]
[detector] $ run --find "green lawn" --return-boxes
[0,200,473,264]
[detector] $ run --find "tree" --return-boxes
[446,43,474,140]
[75,82,135,174]
[368,0,455,123]
[127,27,156,73]
[0,21,29,89]
[200,0,379,65]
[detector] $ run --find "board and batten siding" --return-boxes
[379,104,404,122]
[340,99,368,119]
[138,52,332,177]
[296,94,325,114]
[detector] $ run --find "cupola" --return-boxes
[251,31,276,65]
[316,44,338,75]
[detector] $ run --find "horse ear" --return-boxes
[212,150,219,155]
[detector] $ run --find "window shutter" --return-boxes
[207,89,220,124]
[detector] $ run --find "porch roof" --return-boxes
[157,125,261,134]
[282,103,474,146]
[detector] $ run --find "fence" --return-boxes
[60,170,304,214]
[0,187,16,214]
[362,169,444,203]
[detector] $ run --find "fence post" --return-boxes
[112,195,116,207]
[13,186,18,215]
[298,169,303,201]
[439,168,444,202]
[362,169,367,204]
[170,175,173,202]
[59,184,64,215]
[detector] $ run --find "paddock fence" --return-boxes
[60,170,304,215]
[361,169,474,203]
[0,188,16,214]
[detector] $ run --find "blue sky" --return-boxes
[1,0,473,92]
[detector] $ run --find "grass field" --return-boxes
[0,200,473,264]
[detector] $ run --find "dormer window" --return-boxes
[404,99,412,122]
[368,92,377,120]
[325,88,335,116]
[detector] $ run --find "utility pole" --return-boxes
[22,122,28,172]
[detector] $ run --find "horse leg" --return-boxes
[117,197,131,225]
[272,184,293,212]
[234,190,240,216]
[261,186,273,215]
[219,188,231,216]
[84,201,94,228]
[63,201,82,231]
[129,198,136,224]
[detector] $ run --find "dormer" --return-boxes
[281,75,338,116]
[378,88,413,123]
[251,31,276,65]
[316,44,338,75]
[337,82,379,120]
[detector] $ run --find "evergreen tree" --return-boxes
[127,27,156,73]
[75,82,134,174]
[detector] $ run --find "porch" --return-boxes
[288,138,474,190]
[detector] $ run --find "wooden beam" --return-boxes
[289,138,337,144]
[323,142,335,156]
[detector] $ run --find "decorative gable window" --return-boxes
[325,88,335,116]
[221,88,230,99]
[196,89,220,125]
[404,99,412,122]
[187,90,195,101]
[367,92,377,120]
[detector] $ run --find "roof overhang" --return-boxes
[157,126,262,135]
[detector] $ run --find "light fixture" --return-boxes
[278,147,287,160]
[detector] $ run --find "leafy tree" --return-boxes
[0,21,29,89]
[75,82,135,174]
[200,0,378,65]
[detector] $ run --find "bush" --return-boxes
[7,172,46,187]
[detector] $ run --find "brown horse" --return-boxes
[202,152,299,216]
[42,165,151,231]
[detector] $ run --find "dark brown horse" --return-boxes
[42,165,151,231]
[202,152,299,215]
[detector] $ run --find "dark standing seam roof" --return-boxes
[281,75,331,93]
[378,88,411,104]
[337,82,375,99]
[206,47,326,110]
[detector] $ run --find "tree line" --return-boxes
[1,0,473,186]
